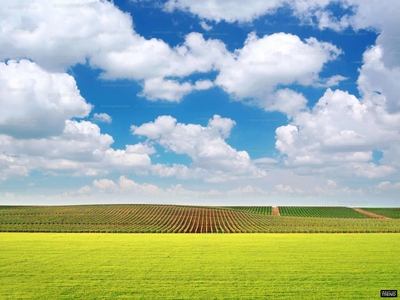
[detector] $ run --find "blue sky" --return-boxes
[0,0,400,206]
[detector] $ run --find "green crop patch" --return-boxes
[0,233,399,299]
[361,208,400,219]
[278,206,371,218]
[223,206,272,215]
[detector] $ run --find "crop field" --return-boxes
[360,208,400,219]
[224,206,272,215]
[278,206,371,218]
[1,205,400,233]
[1,233,399,299]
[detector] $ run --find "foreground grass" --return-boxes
[1,233,399,299]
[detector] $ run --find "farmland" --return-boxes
[1,205,400,233]
[224,206,272,215]
[278,206,372,218]
[360,207,400,219]
[1,233,399,299]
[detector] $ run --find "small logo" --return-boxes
[381,290,397,297]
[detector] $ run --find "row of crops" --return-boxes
[0,205,400,233]
[278,206,373,218]
[360,207,400,219]
[223,206,272,215]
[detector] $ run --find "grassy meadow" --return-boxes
[1,233,399,299]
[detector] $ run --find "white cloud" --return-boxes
[327,179,336,186]
[274,87,400,178]
[292,0,400,70]
[0,1,223,101]
[200,21,212,31]
[313,9,351,31]
[139,78,214,102]
[93,179,118,190]
[0,60,92,139]
[91,32,228,94]
[264,89,309,118]
[357,45,400,114]
[312,75,348,88]
[377,181,391,189]
[164,0,286,23]
[73,176,275,203]
[252,157,279,170]
[77,185,91,194]
[214,32,343,116]
[0,119,157,180]
[93,113,112,123]
[0,0,135,72]
[126,143,157,155]
[376,181,400,190]
[0,1,346,106]
[132,115,267,182]
[274,179,363,197]
[276,184,294,193]
[117,176,162,195]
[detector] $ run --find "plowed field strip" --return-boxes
[174,206,188,233]
[151,205,170,228]
[182,207,193,233]
[157,206,176,231]
[229,211,248,232]
[353,208,391,220]
[225,210,241,233]
[169,206,185,232]
[272,206,280,216]
[239,211,264,232]
[188,208,197,233]
[216,209,228,233]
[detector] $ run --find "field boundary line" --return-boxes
[353,208,391,220]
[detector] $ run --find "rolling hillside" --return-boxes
[1,205,400,233]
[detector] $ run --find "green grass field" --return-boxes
[1,233,399,299]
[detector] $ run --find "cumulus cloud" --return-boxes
[164,0,286,23]
[216,32,343,97]
[0,0,135,72]
[312,75,348,88]
[327,179,336,186]
[90,32,228,101]
[357,45,400,114]
[0,60,92,139]
[276,184,295,193]
[0,119,156,180]
[214,32,343,116]
[0,1,223,101]
[291,0,400,70]
[0,1,346,107]
[71,176,280,204]
[139,78,214,102]
[131,115,267,182]
[162,0,400,71]
[274,86,400,178]
[376,181,400,190]
[200,21,212,31]
[274,179,364,198]
[93,113,112,123]
[263,89,309,118]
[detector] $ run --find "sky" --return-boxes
[0,0,400,206]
